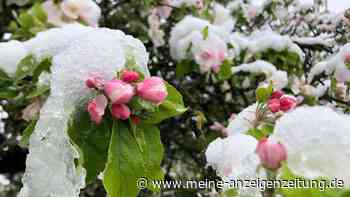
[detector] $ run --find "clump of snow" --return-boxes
[206,133,260,182]
[309,44,350,83]
[24,24,93,60]
[226,103,257,136]
[248,30,304,60]
[169,14,232,72]
[0,25,93,76]
[292,34,333,47]
[18,26,149,197]
[271,106,350,186]
[232,60,288,90]
[0,40,28,75]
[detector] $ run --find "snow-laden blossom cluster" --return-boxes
[169,3,233,73]
[42,0,101,27]
[4,24,150,197]
[206,100,350,196]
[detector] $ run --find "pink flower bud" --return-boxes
[200,51,214,61]
[279,95,297,112]
[136,77,168,104]
[345,53,350,64]
[111,104,131,120]
[104,79,135,104]
[270,90,284,100]
[87,94,107,124]
[268,98,280,113]
[120,70,140,83]
[256,138,287,170]
[85,74,104,89]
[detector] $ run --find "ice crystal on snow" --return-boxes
[18,26,149,197]
[271,106,350,186]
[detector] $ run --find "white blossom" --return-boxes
[42,0,101,27]
[61,0,101,27]
[147,10,166,47]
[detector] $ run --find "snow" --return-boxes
[226,103,258,136]
[309,44,350,82]
[232,60,288,90]
[0,40,28,75]
[205,133,261,186]
[18,26,150,197]
[271,106,350,186]
[248,30,304,60]
[292,34,333,47]
[24,24,93,60]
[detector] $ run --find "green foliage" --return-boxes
[202,26,209,40]
[258,49,303,76]
[255,84,273,103]
[9,3,48,40]
[68,101,112,183]
[216,60,233,80]
[246,124,274,140]
[175,60,198,78]
[19,119,37,148]
[0,55,52,100]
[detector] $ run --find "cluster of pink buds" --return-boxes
[256,138,287,170]
[267,90,297,113]
[85,70,168,124]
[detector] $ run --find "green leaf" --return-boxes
[144,82,187,124]
[0,68,10,81]
[202,26,209,40]
[217,60,232,80]
[19,120,37,148]
[26,85,50,99]
[31,3,48,23]
[129,97,157,114]
[18,12,35,29]
[15,55,36,82]
[175,60,195,78]
[103,121,146,197]
[67,101,112,184]
[103,121,164,197]
[0,88,18,99]
[346,63,350,70]
[134,123,164,192]
[255,85,273,103]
